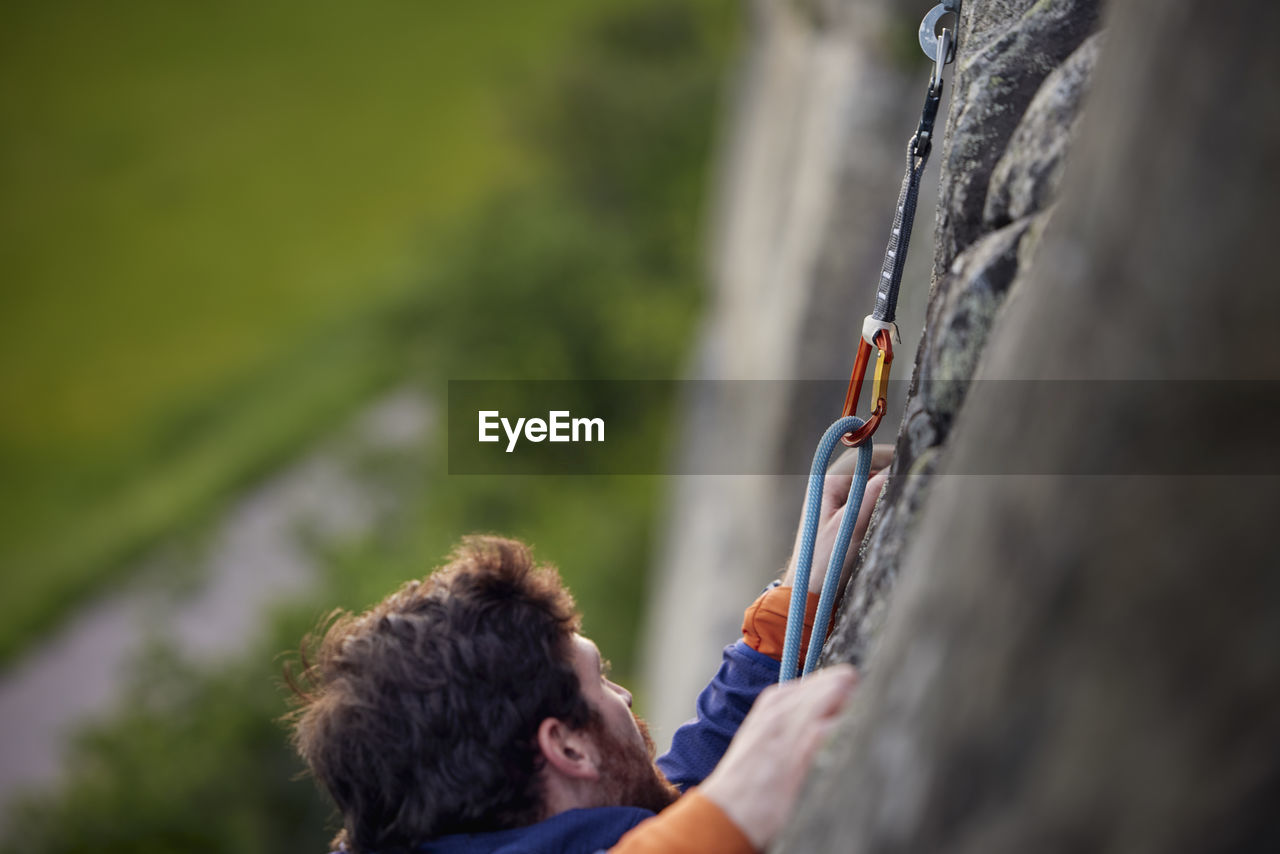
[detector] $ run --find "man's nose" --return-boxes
[611,680,633,708]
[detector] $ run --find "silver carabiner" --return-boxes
[918,3,960,64]
[931,28,954,93]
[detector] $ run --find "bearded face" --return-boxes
[559,633,681,816]
[587,711,681,814]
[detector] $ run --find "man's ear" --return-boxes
[537,717,600,782]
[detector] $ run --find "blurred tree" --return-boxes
[412,0,727,382]
[5,632,332,854]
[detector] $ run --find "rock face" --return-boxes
[652,0,1280,846]
[774,0,1280,850]
[823,0,1101,673]
[932,0,1101,274]
[984,33,1103,229]
[644,0,1104,738]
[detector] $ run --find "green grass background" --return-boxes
[2,1,739,848]
[0,0,714,662]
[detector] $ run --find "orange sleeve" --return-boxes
[608,789,756,854]
[741,585,822,662]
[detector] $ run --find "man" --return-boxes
[289,451,889,853]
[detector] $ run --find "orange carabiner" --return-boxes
[839,329,894,447]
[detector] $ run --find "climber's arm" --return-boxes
[654,446,889,789]
[654,590,803,790]
[623,449,883,852]
[609,666,858,854]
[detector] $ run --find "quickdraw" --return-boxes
[780,1,960,682]
[839,1,959,448]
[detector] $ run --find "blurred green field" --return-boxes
[0,0,673,661]
[4,2,736,847]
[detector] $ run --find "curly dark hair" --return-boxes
[286,536,594,853]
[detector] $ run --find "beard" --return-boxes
[588,713,681,814]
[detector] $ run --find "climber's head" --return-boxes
[287,535,677,854]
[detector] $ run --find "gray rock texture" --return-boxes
[934,0,1100,274]
[985,32,1104,228]
[645,0,1104,738]
[775,0,1280,850]
[650,0,1278,848]
[823,0,1100,673]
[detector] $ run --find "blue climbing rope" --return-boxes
[782,1,960,682]
[778,416,874,683]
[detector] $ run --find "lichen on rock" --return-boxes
[985,32,1104,228]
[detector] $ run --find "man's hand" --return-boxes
[699,665,858,850]
[782,444,892,596]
